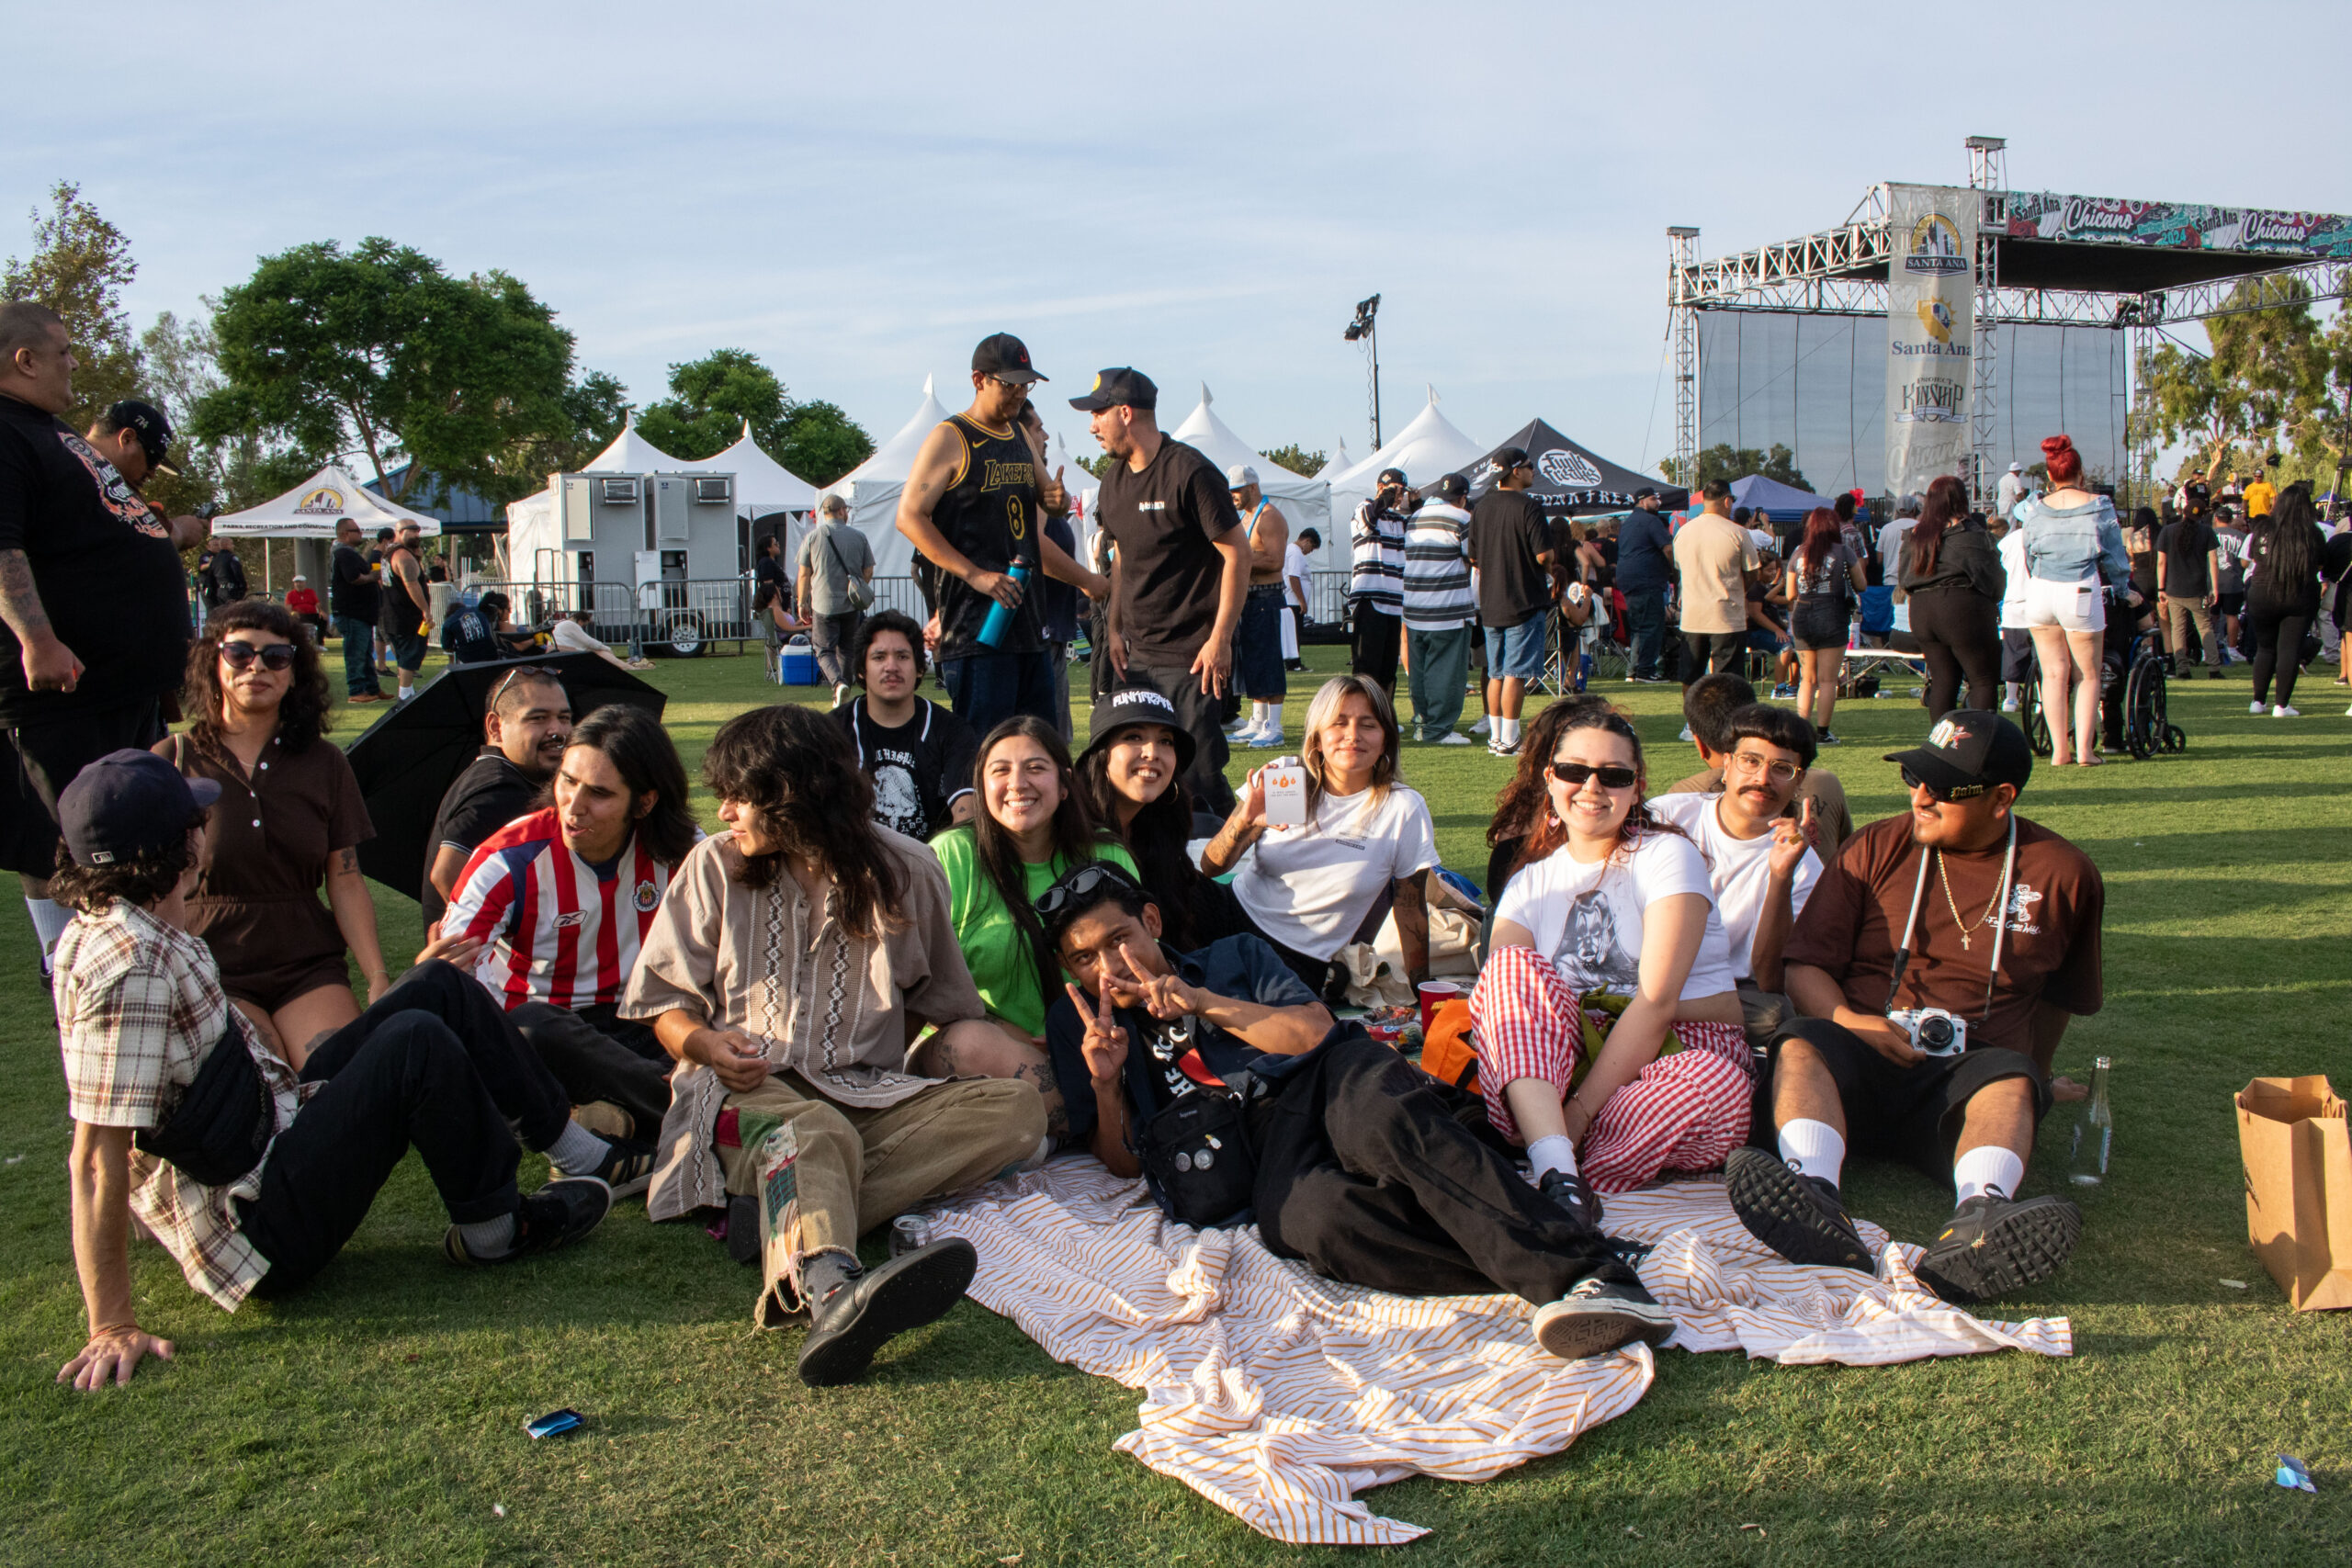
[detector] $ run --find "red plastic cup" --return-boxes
[1417,980,1463,1034]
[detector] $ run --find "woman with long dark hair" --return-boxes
[1072,690,1247,951]
[1466,704,1747,1212]
[1899,474,2006,720]
[2244,486,2328,717]
[156,598,381,1067]
[2015,434,2131,764]
[1772,507,1864,738]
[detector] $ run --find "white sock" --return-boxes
[1526,1134,1578,1180]
[1777,1119,1846,1188]
[1263,704,1282,733]
[547,1119,612,1173]
[1952,1145,2025,1204]
[1251,702,1268,725]
[1498,717,1520,747]
[2005,682,2022,703]
[25,897,70,972]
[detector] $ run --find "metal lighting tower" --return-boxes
[1343,294,1382,449]
[1966,136,2007,505]
[1668,227,1701,487]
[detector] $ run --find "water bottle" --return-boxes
[977,558,1034,649]
[2067,1056,2113,1187]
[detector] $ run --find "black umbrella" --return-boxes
[344,653,666,897]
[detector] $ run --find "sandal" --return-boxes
[2077,752,2105,767]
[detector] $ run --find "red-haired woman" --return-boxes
[1898,474,2005,720]
[2013,435,2131,764]
[1772,507,1865,738]
[1468,702,1748,1223]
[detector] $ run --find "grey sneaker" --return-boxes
[1532,1277,1676,1360]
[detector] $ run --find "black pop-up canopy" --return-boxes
[1466,419,1689,515]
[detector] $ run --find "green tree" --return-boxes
[774,400,871,488]
[636,348,873,485]
[500,369,631,491]
[1261,443,1326,478]
[1072,451,1116,480]
[2,181,141,427]
[2140,277,2328,484]
[1661,442,1808,492]
[195,238,585,509]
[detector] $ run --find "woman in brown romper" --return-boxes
[157,598,384,1068]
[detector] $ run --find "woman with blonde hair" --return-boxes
[1202,674,1435,1000]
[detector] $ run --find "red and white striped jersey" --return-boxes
[443,807,675,1010]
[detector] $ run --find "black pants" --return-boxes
[1251,1035,1637,1304]
[1114,666,1236,816]
[2246,599,2316,708]
[511,1000,673,1141]
[1679,629,1741,684]
[235,961,574,1292]
[6,697,165,877]
[1906,585,2001,720]
[1349,604,1401,693]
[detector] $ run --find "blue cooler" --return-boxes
[778,636,818,685]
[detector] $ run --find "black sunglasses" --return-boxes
[1035,862,1144,919]
[1549,761,1639,790]
[489,664,565,708]
[219,640,296,671]
[1900,765,1988,802]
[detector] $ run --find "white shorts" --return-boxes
[2017,577,2106,633]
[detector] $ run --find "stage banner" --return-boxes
[1884,183,1978,501]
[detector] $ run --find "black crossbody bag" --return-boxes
[1126,1015,1264,1230]
[135,1020,276,1187]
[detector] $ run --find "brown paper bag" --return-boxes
[2236,1076,2352,1311]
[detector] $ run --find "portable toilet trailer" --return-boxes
[535,469,745,656]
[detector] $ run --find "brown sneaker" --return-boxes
[348,693,385,704]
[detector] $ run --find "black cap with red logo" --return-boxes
[972,333,1046,385]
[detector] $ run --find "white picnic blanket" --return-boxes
[926,1161,2071,1546]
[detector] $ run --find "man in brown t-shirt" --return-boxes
[1724,712,2104,1306]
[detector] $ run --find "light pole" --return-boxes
[1343,294,1382,450]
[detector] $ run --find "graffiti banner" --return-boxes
[2004,192,2352,259]
[1884,183,1978,501]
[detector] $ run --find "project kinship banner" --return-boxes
[1883,183,1978,502]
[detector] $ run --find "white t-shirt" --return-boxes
[1493,830,1738,1001]
[1996,528,2032,628]
[551,619,612,655]
[1283,542,1311,610]
[1647,793,1821,983]
[1230,783,1438,961]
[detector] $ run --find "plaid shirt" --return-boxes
[56,899,308,1311]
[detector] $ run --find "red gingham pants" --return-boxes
[1466,944,1753,1194]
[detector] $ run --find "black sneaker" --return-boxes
[1629,673,1668,684]
[1815,729,1842,746]
[1724,1146,1873,1271]
[444,1177,613,1265]
[553,1134,657,1201]
[1532,1277,1677,1359]
[1538,1167,1605,1233]
[797,1237,978,1387]
[1913,1192,2082,1304]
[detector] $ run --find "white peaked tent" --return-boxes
[215,463,442,538]
[1313,439,1355,479]
[581,415,690,473]
[1325,389,1489,525]
[816,377,954,578]
[714,419,819,515]
[1167,386,1333,567]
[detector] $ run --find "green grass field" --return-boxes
[1,639,2346,1567]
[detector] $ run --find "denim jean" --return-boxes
[1623,590,1668,678]
[335,615,381,696]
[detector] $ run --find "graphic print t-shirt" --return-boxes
[830,697,978,842]
[1493,830,1738,1001]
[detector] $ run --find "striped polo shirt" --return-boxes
[1349,500,1408,617]
[1402,503,1476,630]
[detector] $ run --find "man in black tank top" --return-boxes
[895,333,1105,736]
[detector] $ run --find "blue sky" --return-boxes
[5,0,2345,479]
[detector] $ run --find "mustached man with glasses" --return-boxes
[1040,861,1678,1362]
[1726,711,2104,1304]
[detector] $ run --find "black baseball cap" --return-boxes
[972,333,1046,385]
[1491,446,1532,475]
[1436,473,1469,502]
[1632,485,1659,502]
[1080,687,1196,773]
[106,400,177,478]
[1069,367,1158,412]
[1376,468,1408,489]
[1883,710,2032,799]
[60,750,220,867]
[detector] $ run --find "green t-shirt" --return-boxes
[931,829,1137,1037]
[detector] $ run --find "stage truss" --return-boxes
[1668,143,2352,505]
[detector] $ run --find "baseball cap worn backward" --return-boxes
[1883,710,2032,798]
[1081,687,1197,774]
[1069,367,1158,412]
[1491,447,1530,476]
[1226,463,1259,490]
[107,399,176,476]
[972,332,1046,385]
[60,749,221,867]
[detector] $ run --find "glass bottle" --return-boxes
[2068,1056,2112,1187]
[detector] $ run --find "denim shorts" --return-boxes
[1484,611,1548,681]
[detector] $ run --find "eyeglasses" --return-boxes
[1900,765,1988,802]
[1548,761,1639,790]
[1035,862,1144,919]
[218,641,296,671]
[489,665,564,709]
[1727,750,1802,785]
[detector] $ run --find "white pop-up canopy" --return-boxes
[214,463,443,539]
[816,377,955,578]
[714,419,819,515]
[1313,439,1355,479]
[1166,385,1333,567]
[581,415,690,473]
[1325,389,1489,525]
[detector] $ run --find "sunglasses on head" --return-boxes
[1549,760,1639,790]
[219,640,296,671]
[1900,765,1988,802]
[489,664,564,708]
[1035,862,1143,919]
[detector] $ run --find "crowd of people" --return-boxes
[0,310,2323,1414]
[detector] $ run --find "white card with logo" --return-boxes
[1263,761,1307,829]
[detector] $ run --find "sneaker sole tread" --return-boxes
[1915,1199,2082,1303]
[1724,1148,1873,1271]
[1534,1300,1677,1360]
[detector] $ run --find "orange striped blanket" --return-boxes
[925,1160,2071,1546]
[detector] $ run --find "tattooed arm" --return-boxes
[324,843,390,1003]
[0,549,81,691]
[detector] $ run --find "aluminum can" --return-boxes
[890,1214,933,1258]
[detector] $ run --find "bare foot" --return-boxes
[2052,1075,2089,1102]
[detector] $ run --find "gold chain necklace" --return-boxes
[1936,851,2005,951]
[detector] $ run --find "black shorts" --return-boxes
[1679,628,1743,682]
[1770,1016,2051,1177]
[6,698,166,877]
[2215,592,2245,618]
[1791,601,1849,651]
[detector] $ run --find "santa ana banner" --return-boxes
[1884,183,1978,501]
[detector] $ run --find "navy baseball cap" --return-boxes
[1069,367,1158,412]
[1081,687,1196,773]
[972,333,1046,385]
[1883,711,2032,799]
[1436,473,1469,502]
[60,750,220,867]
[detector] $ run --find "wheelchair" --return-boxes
[2019,602,2186,761]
